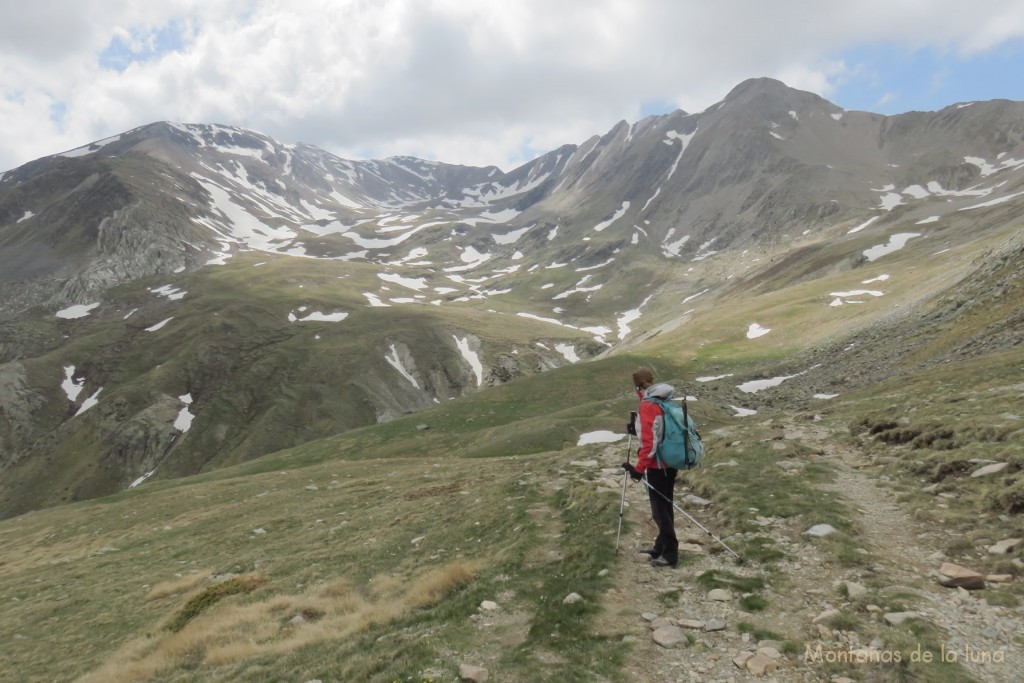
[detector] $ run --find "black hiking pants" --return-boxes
[646,467,678,564]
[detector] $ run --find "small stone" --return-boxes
[707,588,733,602]
[641,612,659,621]
[733,651,754,669]
[757,646,782,659]
[883,611,920,626]
[652,625,688,647]
[253,528,267,535]
[970,462,1008,478]
[479,601,499,611]
[597,569,609,577]
[713,459,739,467]
[416,424,430,431]
[816,623,832,639]
[678,619,705,629]
[805,524,837,537]
[812,608,840,624]
[411,536,426,545]
[562,592,583,604]
[305,484,319,491]
[845,582,868,599]
[458,663,489,682]
[987,538,1022,555]
[684,494,711,506]
[986,574,1013,583]
[650,617,673,630]
[290,614,306,625]
[705,619,727,632]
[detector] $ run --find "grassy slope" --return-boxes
[2,202,1022,680]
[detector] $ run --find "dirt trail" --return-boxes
[813,429,1024,683]
[595,426,1024,682]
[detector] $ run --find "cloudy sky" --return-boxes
[2,0,1023,173]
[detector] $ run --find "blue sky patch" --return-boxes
[99,20,186,72]
[831,39,1024,113]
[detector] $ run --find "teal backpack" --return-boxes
[644,397,704,469]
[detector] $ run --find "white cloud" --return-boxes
[1,0,1023,172]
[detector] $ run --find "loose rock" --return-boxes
[458,663,489,682]
[652,625,688,648]
[805,524,837,537]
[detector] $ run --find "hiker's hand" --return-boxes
[622,462,643,482]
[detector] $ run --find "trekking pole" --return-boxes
[615,412,637,554]
[641,480,745,564]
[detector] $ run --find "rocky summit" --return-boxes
[0,77,1022,682]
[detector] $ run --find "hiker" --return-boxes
[622,367,678,567]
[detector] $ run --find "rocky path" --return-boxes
[815,430,1024,683]
[595,424,1024,682]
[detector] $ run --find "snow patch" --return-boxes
[746,323,771,339]
[74,388,103,416]
[174,393,195,432]
[738,375,797,394]
[863,233,921,261]
[593,201,630,232]
[289,310,348,322]
[555,343,580,363]
[453,336,483,386]
[61,366,84,401]
[145,318,174,332]
[696,374,734,382]
[847,216,879,234]
[379,273,428,290]
[577,430,625,446]
[385,344,420,389]
[56,303,100,319]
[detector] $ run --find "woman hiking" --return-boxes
[622,367,679,567]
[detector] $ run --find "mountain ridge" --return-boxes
[1,77,1023,518]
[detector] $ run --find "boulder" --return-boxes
[652,625,688,648]
[707,588,733,602]
[705,619,727,632]
[745,652,778,676]
[970,462,1008,478]
[884,611,920,626]
[805,524,837,537]
[845,582,868,599]
[938,562,985,590]
[458,664,489,682]
[562,592,583,604]
[987,538,1022,555]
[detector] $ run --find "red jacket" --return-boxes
[634,383,676,473]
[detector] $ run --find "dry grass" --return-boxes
[76,560,482,682]
[146,570,211,600]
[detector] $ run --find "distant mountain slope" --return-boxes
[1,77,1023,517]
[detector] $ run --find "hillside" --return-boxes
[0,77,1022,681]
